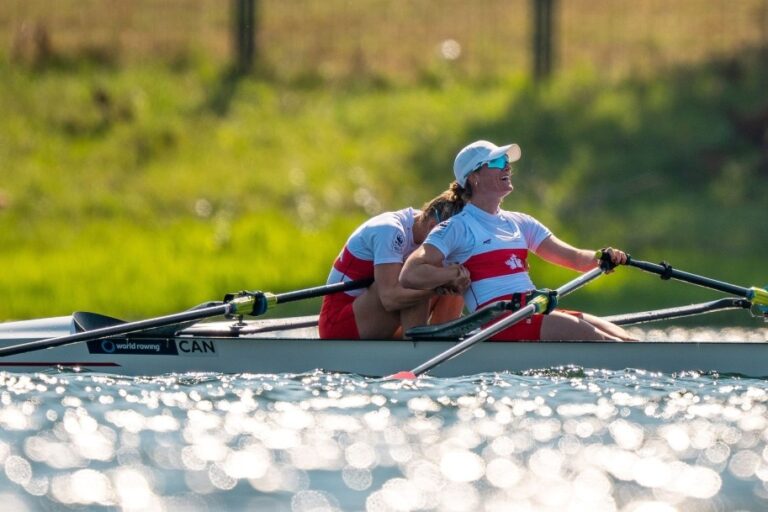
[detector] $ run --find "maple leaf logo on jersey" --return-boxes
[505,254,524,270]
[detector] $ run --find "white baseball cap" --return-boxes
[453,140,521,187]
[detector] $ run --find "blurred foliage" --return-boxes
[0,44,767,324]
[3,0,766,84]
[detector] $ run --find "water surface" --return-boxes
[0,327,767,511]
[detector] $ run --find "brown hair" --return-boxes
[449,180,473,204]
[420,186,465,224]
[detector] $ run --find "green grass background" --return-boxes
[1,3,767,324]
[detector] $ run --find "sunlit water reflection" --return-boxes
[0,327,767,511]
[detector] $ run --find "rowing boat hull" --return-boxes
[1,316,767,377]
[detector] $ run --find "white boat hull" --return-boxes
[0,316,767,377]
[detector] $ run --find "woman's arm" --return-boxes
[535,235,627,272]
[374,263,435,312]
[400,244,470,291]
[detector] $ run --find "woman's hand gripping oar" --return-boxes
[0,279,372,358]
[388,266,607,380]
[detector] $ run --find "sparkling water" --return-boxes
[0,328,767,511]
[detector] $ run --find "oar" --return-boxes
[601,298,751,326]
[390,267,605,379]
[0,279,372,357]
[181,315,320,335]
[626,257,768,308]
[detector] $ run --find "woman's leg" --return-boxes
[580,313,638,341]
[399,299,431,338]
[428,295,465,324]
[399,295,464,338]
[352,284,401,339]
[352,282,435,339]
[540,311,627,341]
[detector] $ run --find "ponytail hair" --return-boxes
[450,180,473,204]
[420,185,466,224]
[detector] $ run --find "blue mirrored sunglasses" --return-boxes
[486,155,509,169]
[473,155,509,171]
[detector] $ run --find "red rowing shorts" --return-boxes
[487,311,584,341]
[487,313,545,341]
[478,294,583,342]
[319,292,360,339]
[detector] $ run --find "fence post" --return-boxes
[233,0,257,73]
[532,0,556,80]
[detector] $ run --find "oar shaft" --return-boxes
[602,298,751,326]
[0,279,374,358]
[410,267,605,376]
[0,303,234,357]
[275,278,373,304]
[555,266,606,296]
[626,258,750,297]
[409,304,535,376]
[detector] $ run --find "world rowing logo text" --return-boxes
[87,339,178,355]
[86,338,218,356]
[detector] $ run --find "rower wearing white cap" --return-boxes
[400,140,637,341]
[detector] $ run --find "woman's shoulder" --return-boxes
[432,208,471,229]
[365,208,411,229]
[450,208,474,223]
[427,211,470,242]
[500,209,540,224]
